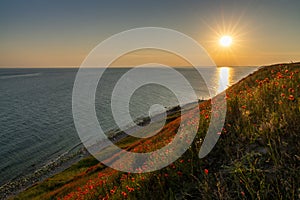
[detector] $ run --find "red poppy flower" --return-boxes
[288,88,295,93]
[177,171,183,176]
[288,95,295,101]
[204,169,209,175]
[121,191,128,198]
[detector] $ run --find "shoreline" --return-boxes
[0,100,202,199]
[0,146,89,199]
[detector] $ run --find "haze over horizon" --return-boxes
[1,0,300,67]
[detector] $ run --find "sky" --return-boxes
[0,0,300,67]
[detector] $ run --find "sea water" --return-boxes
[0,66,257,187]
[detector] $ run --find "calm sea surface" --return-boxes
[0,67,257,186]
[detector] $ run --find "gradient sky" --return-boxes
[1,0,300,67]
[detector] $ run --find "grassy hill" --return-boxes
[13,63,300,200]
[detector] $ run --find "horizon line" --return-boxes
[0,65,259,69]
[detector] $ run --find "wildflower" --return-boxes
[281,85,286,89]
[214,113,220,118]
[281,93,285,97]
[241,191,245,196]
[204,169,209,175]
[121,191,128,198]
[126,186,134,192]
[245,110,250,116]
[102,195,109,200]
[180,159,184,163]
[264,77,269,83]
[288,95,295,101]
[177,171,183,176]
[110,189,115,194]
[241,105,246,109]
[277,72,284,79]
[164,173,169,177]
[288,88,295,93]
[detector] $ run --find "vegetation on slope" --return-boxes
[14,63,300,200]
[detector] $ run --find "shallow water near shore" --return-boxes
[0,66,257,196]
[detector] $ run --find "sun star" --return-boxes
[219,35,232,47]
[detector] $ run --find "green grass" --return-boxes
[13,62,300,200]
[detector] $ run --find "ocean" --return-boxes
[0,66,257,189]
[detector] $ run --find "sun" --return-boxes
[219,35,232,47]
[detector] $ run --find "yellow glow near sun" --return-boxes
[219,36,232,47]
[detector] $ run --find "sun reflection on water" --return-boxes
[217,67,230,93]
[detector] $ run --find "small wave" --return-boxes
[0,73,41,80]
